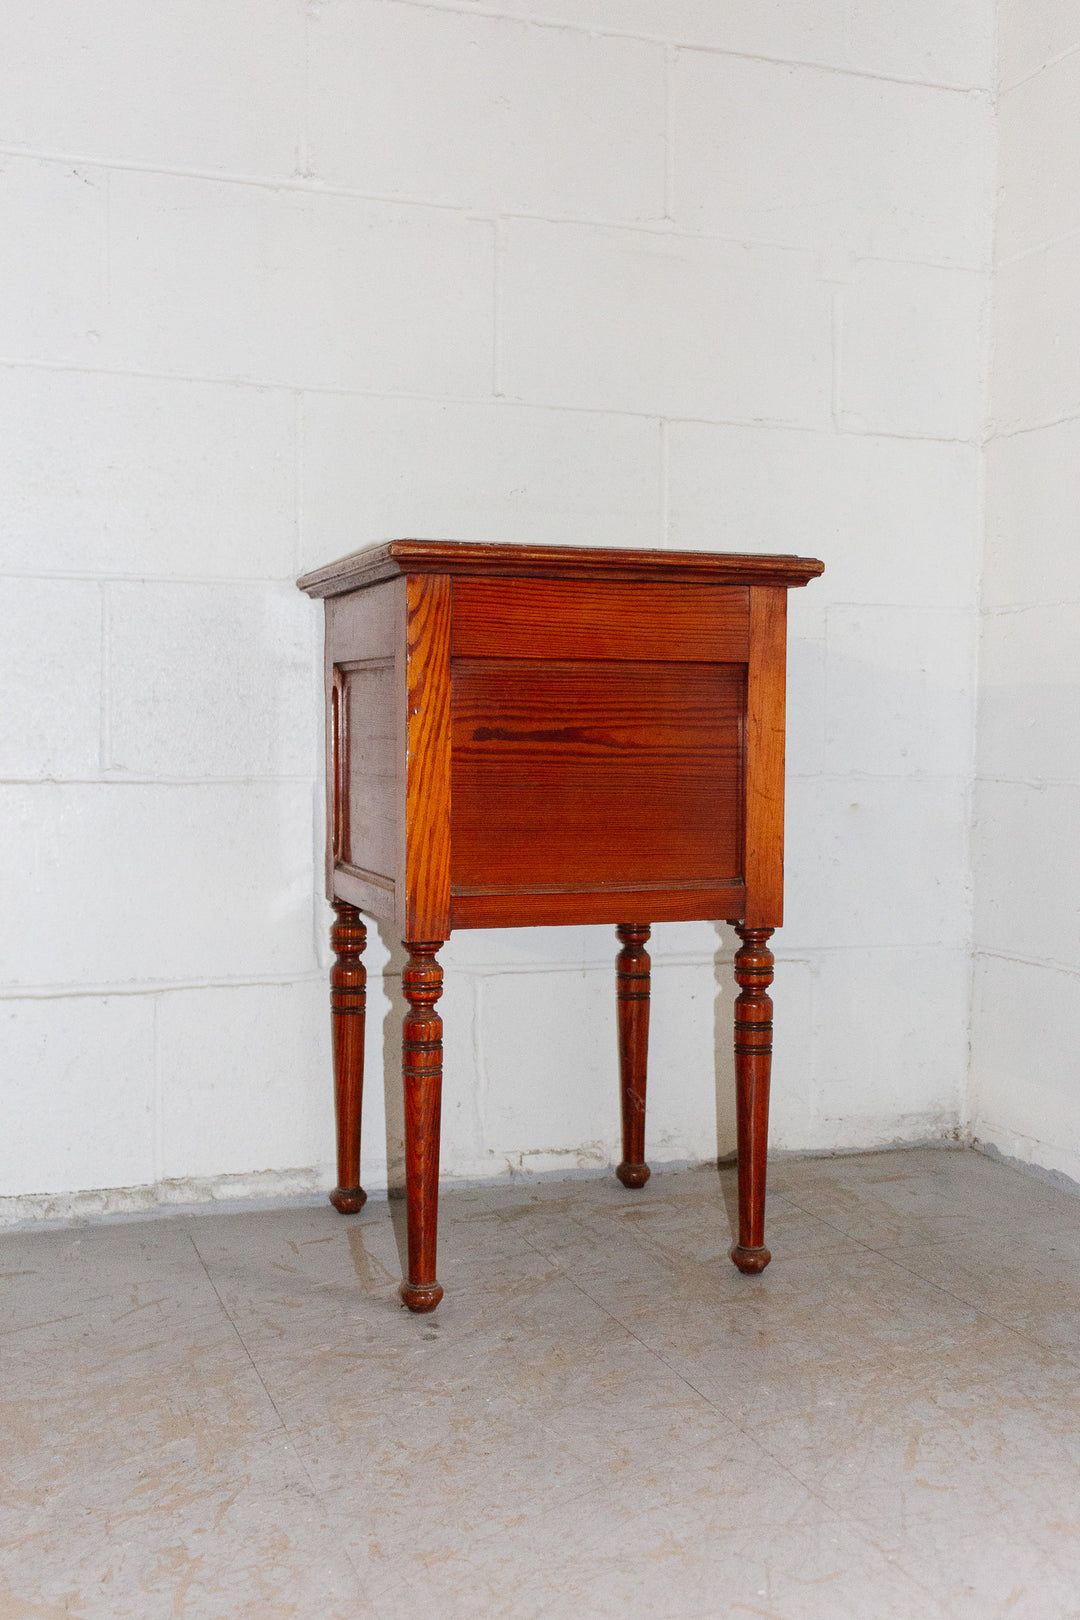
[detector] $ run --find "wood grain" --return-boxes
[401,574,452,941]
[450,882,746,931]
[451,659,744,892]
[329,902,367,1216]
[742,586,788,929]
[730,926,775,1274]
[299,538,825,597]
[325,579,401,908]
[399,940,445,1314]
[615,923,651,1189]
[452,579,748,662]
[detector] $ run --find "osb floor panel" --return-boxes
[4,1147,1080,1618]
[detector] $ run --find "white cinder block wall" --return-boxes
[969,1,1080,1184]
[1,1,994,1218]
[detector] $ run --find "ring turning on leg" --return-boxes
[329,903,367,1215]
[399,941,446,1313]
[731,926,775,1274]
[615,923,652,1189]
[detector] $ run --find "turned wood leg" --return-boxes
[731,926,775,1274]
[329,902,367,1215]
[399,941,446,1314]
[615,923,651,1189]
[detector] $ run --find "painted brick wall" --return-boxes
[0,0,993,1217]
[970,0,1080,1184]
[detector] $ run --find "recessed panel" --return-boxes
[450,659,745,893]
[334,658,399,883]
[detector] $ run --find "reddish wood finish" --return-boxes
[300,539,824,596]
[731,926,775,1274]
[452,578,749,662]
[615,924,651,1189]
[329,902,367,1215]
[297,539,824,1311]
[399,941,446,1314]
[451,659,744,895]
[402,575,452,942]
[743,587,789,929]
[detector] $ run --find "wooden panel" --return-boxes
[743,586,788,928]
[402,574,452,940]
[335,659,398,882]
[452,578,749,662]
[324,579,401,903]
[452,883,746,930]
[326,579,398,662]
[333,865,395,924]
[450,659,745,894]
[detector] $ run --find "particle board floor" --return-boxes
[4,1146,1080,1618]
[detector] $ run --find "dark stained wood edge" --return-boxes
[742,586,787,930]
[298,540,825,598]
[399,574,452,940]
[451,882,745,930]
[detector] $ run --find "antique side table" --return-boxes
[298,541,823,1312]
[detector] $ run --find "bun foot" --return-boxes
[616,1161,651,1189]
[329,1186,367,1214]
[399,1279,443,1314]
[730,1243,771,1275]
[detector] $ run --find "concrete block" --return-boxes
[667,424,980,613]
[0,0,303,175]
[107,171,493,395]
[478,966,618,1165]
[983,421,1080,609]
[0,158,107,365]
[970,954,1080,1174]
[308,2,665,221]
[0,782,317,988]
[839,259,987,440]
[0,370,296,582]
[812,945,968,1140]
[501,220,831,424]
[107,581,315,779]
[453,0,993,87]
[973,780,1080,966]
[156,981,331,1181]
[785,638,827,780]
[824,605,974,778]
[443,926,618,973]
[998,53,1080,260]
[0,579,101,779]
[999,0,1080,88]
[993,237,1080,432]
[644,958,740,1163]
[978,605,1080,787]
[783,775,970,952]
[0,996,155,1196]
[674,53,991,267]
[298,397,662,572]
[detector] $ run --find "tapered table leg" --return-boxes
[615,923,651,1189]
[731,926,775,1274]
[399,941,445,1313]
[329,902,367,1215]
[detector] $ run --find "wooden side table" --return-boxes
[298,541,823,1312]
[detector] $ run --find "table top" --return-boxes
[297,539,825,598]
